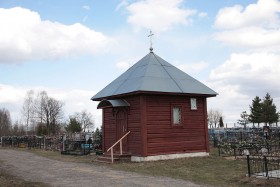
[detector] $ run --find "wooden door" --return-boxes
[116,109,128,152]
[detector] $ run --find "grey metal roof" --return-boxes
[91,52,217,101]
[97,99,130,109]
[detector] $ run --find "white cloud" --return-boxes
[116,0,128,11]
[0,7,113,63]
[115,56,140,71]
[213,27,280,50]
[82,5,91,11]
[207,52,280,124]
[214,0,280,29]
[198,12,208,19]
[211,0,280,126]
[124,0,197,32]
[213,0,280,51]
[175,61,209,73]
[0,84,102,128]
[209,53,280,93]
[116,61,132,71]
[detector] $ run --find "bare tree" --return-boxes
[47,98,64,134]
[208,109,223,128]
[0,108,12,136]
[12,120,26,136]
[34,91,48,124]
[33,91,64,135]
[21,90,35,134]
[75,110,94,132]
[208,109,215,128]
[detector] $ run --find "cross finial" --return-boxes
[148,30,154,52]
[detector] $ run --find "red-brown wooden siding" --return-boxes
[145,95,208,156]
[101,94,209,157]
[126,96,142,156]
[103,108,116,151]
[102,95,143,156]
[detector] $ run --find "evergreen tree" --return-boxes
[237,111,250,129]
[261,93,279,126]
[36,123,48,136]
[249,96,262,127]
[219,117,224,128]
[93,127,102,149]
[0,108,12,136]
[65,117,82,133]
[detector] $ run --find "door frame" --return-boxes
[115,108,128,152]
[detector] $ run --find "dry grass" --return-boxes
[109,149,280,187]
[0,169,48,187]
[27,148,95,163]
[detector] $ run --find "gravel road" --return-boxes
[0,149,208,187]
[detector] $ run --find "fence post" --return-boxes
[62,134,66,151]
[214,136,217,147]
[247,155,251,177]
[264,156,269,178]
[44,137,46,149]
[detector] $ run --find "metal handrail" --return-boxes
[107,131,130,163]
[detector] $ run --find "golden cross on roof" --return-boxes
[148,30,154,52]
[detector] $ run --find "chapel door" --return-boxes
[116,109,128,152]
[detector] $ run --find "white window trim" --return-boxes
[190,98,197,110]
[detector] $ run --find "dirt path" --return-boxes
[0,149,208,187]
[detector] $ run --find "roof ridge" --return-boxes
[152,53,184,93]
[112,53,153,94]
[111,59,142,95]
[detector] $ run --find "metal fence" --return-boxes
[209,128,280,179]
[1,133,102,156]
[209,128,280,147]
[218,142,280,158]
[0,135,62,150]
[247,155,280,179]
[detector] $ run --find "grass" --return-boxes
[26,148,94,163]
[0,166,49,187]
[2,147,280,187]
[110,149,280,187]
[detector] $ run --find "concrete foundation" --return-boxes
[131,152,209,162]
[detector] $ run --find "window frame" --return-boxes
[171,105,183,127]
[190,98,197,110]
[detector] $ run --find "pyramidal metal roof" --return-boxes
[91,52,217,101]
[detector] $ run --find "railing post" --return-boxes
[247,155,251,177]
[111,149,114,163]
[106,131,130,163]
[120,140,122,155]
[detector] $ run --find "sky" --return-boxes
[0,0,280,129]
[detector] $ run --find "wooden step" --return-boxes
[95,156,119,164]
[113,152,131,158]
[95,152,131,164]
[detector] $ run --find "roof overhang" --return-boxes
[97,99,130,109]
[93,91,217,101]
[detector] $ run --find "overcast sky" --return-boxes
[1,0,280,128]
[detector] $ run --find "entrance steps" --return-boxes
[95,151,131,164]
